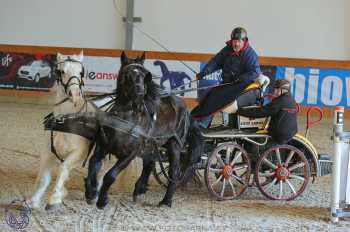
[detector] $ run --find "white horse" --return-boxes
[26,52,99,210]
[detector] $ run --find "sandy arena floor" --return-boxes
[0,100,350,232]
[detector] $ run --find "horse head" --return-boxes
[117,52,156,109]
[55,51,85,106]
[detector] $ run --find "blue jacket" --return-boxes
[198,42,261,85]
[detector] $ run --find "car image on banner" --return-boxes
[17,60,52,82]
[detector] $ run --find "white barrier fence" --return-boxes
[331,106,350,223]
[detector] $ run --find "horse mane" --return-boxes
[144,79,162,114]
[115,67,127,103]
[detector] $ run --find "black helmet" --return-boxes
[231,27,248,41]
[274,79,291,92]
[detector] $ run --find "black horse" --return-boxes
[84,52,201,208]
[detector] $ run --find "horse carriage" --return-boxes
[153,78,333,201]
[27,51,332,211]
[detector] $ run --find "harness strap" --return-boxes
[54,97,70,106]
[282,107,298,114]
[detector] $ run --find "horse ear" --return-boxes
[140,52,145,64]
[78,50,84,62]
[57,53,63,61]
[145,72,152,83]
[121,51,127,65]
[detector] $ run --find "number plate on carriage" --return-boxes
[239,116,266,129]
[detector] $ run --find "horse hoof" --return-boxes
[45,203,61,211]
[24,198,39,209]
[138,186,148,195]
[96,202,107,210]
[96,198,108,210]
[158,200,172,208]
[86,197,97,205]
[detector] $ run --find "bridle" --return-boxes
[50,57,89,162]
[120,63,150,97]
[56,57,85,96]
[55,57,85,106]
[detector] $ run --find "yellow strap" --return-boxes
[243,82,260,92]
[256,129,268,134]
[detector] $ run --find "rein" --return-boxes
[58,75,84,95]
[160,81,233,97]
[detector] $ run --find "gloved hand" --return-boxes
[231,78,240,84]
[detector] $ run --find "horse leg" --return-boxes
[159,140,180,207]
[133,156,155,201]
[46,150,83,210]
[181,118,204,185]
[85,144,108,205]
[97,154,135,209]
[26,152,57,209]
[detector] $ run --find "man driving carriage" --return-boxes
[191,27,262,127]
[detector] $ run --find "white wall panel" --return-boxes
[0,0,349,59]
[0,0,126,49]
[133,0,350,60]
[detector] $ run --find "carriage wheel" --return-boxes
[205,142,251,200]
[152,152,170,188]
[255,144,310,201]
[152,151,188,188]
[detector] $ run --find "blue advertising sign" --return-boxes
[197,62,222,101]
[276,67,350,107]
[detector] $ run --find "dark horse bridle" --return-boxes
[54,57,85,106]
[119,63,150,98]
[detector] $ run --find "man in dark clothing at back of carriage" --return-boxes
[191,27,261,127]
[237,79,298,144]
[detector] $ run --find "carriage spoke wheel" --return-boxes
[153,161,170,188]
[255,145,310,201]
[152,151,171,188]
[152,151,188,188]
[205,142,251,200]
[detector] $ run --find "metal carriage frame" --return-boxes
[153,106,332,201]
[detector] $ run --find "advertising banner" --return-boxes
[82,56,119,93]
[0,52,56,91]
[144,59,199,98]
[2,49,349,109]
[0,52,200,96]
[276,66,350,107]
[82,57,199,96]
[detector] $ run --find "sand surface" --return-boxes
[0,101,350,232]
